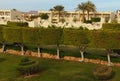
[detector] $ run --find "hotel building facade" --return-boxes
[0,9,23,24]
[117,10,120,23]
[38,11,115,24]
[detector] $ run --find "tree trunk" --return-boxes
[21,45,24,55]
[87,11,90,20]
[38,46,42,57]
[57,44,60,59]
[80,51,84,62]
[79,46,86,62]
[51,11,53,23]
[107,53,111,66]
[58,11,60,22]
[78,12,80,21]
[82,11,85,22]
[107,49,113,66]
[2,43,5,53]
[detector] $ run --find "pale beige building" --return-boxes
[117,10,120,23]
[38,11,115,24]
[0,9,23,24]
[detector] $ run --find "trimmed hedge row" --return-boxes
[0,27,120,50]
[0,27,120,64]
[7,21,28,27]
[102,23,120,30]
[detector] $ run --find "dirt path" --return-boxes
[0,49,120,67]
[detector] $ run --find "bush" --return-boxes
[17,57,40,76]
[91,17,101,22]
[84,20,92,24]
[7,21,28,27]
[93,65,114,80]
[113,49,120,55]
[40,13,49,20]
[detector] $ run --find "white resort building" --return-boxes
[30,11,114,29]
[38,11,115,24]
[0,9,117,30]
[0,9,23,25]
[117,10,120,23]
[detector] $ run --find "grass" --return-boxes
[0,53,120,81]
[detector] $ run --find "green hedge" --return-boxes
[7,21,28,27]
[3,27,22,44]
[84,20,92,24]
[0,27,3,43]
[102,23,120,30]
[22,28,39,46]
[91,17,101,22]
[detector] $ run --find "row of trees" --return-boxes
[0,27,120,66]
[49,1,96,22]
[30,1,96,23]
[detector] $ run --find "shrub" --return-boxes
[17,57,40,76]
[7,21,28,27]
[93,65,114,80]
[40,13,49,20]
[91,17,101,22]
[113,49,120,55]
[30,15,38,20]
[84,20,92,24]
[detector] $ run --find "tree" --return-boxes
[76,2,87,22]
[90,30,120,66]
[3,27,24,55]
[22,28,40,57]
[39,28,63,59]
[40,13,49,20]
[52,5,64,22]
[30,15,38,20]
[0,26,5,53]
[85,1,96,20]
[63,29,89,62]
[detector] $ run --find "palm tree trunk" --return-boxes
[78,12,80,21]
[58,11,60,22]
[87,11,90,20]
[51,11,53,23]
[82,11,85,22]
[57,44,60,59]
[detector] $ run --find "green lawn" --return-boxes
[0,53,120,81]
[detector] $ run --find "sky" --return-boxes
[0,0,119,12]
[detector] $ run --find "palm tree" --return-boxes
[49,8,54,23]
[85,1,96,20]
[76,2,87,22]
[52,5,64,22]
